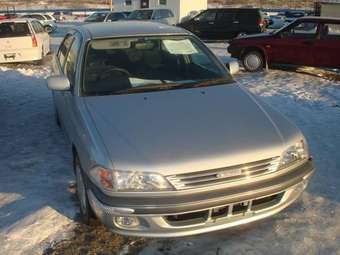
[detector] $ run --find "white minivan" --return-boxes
[0,19,50,64]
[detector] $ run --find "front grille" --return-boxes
[165,192,284,227]
[167,157,280,190]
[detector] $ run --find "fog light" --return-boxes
[115,216,140,228]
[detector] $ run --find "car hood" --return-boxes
[83,84,299,175]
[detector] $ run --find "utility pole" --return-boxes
[110,0,113,11]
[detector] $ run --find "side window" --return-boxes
[64,34,81,86]
[237,11,259,24]
[197,10,216,22]
[281,22,318,39]
[321,23,340,39]
[35,21,44,33]
[216,11,235,23]
[153,10,162,20]
[57,35,74,68]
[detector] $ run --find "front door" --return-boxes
[192,9,218,40]
[313,22,340,68]
[141,0,149,8]
[269,21,320,66]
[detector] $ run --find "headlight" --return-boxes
[280,140,309,168]
[89,167,174,192]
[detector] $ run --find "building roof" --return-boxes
[80,21,189,39]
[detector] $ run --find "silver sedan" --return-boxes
[47,21,315,237]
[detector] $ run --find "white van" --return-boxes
[0,19,50,64]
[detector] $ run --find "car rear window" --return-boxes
[0,22,31,38]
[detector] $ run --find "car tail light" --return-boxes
[31,35,38,47]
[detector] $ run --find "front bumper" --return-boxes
[87,160,315,237]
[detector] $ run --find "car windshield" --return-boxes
[128,10,153,20]
[83,35,232,96]
[85,12,108,22]
[0,22,31,38]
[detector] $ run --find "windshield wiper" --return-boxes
[111,82,185,95]
[185,78,233,89]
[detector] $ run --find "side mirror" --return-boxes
[47,75,70,91]
[226,60,240,76]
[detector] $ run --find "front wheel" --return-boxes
[75,156,94,224]
[242,51,264,72]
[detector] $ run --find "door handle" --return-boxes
[233,21,239,24]
[208,21,214,25]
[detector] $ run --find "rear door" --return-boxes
[235,9,262,35]
[269,21,320,66]
[313,22,340,68]
[0,21,33,60]
[214,9,237,40]
[190,9,218,40]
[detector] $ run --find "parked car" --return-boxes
[21,13,56,33]
[0,19,49,64]
[178,8,266,40]
[47,21,314,237]
[127,8,176,25]
[268,15,286,29]
[84,11,127,23]
[284,10,306,23]
[228,17,340,72]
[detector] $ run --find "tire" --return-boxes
[75,155,95,224]
[242,51,265,72]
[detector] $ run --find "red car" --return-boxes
[228,17,340,72]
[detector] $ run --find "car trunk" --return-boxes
[0,21,36,62]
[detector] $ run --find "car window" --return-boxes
[107,13,125,21]
[153,10,164,20]
[64,34,81,87]
[35,21,45,33]
[57,35,74,69]
[31,21,40,33]
[31,14,45,20]
[281,22,318,39]
[83,35,232,96]
[85,12,108,22]
[0,22,31,38]
[237,10,260,24]
[128,10,153,20]
[216,10,235,23]
[321,23,340,40]
[44,15,52,20]
[197,10,217,22]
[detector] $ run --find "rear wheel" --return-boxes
[242,51,264,72]
[75,155,95,224]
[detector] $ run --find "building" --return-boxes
[315,0,340,18]
[113,0,207,23]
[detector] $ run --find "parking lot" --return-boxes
[0,23,340,255]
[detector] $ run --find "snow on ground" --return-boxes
[0,34,339,255]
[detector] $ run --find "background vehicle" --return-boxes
[268,15,286,29]
[178,8,266,40]
[21,13,56,33]
[47,21,314,237]
[127,8,176,25]
[84,11,127,22]
[0,19,49,63]
[228,17,340,72]
[283,10,306,23]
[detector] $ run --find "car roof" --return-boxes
[298,16,340,22]
[207,8,260,11]
[0,18,34,23]
[79,21,189,39]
